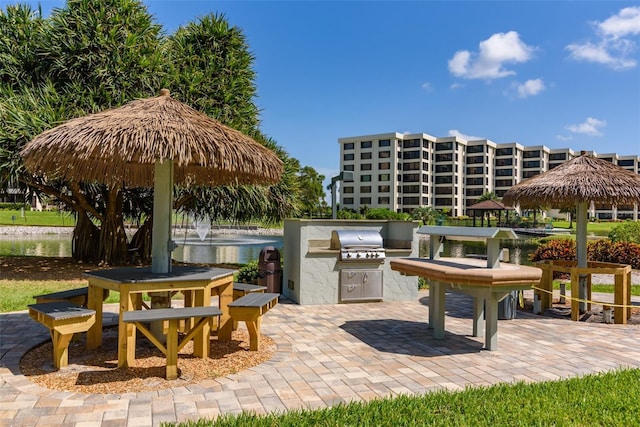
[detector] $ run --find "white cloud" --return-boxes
[567,6,639,70]
[448,31,535,80]
[516,78,546,98]
[450,82,464,90]
[565,117,607,136]
[421,82,432,92]
[598,6,640,39]
[448,130,483,141]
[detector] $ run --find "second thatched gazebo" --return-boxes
[503,152,640,313]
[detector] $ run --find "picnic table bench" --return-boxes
[34,287,109,307]
[228,293,279,351]
[28,301,96,369]
[122,306,222,380]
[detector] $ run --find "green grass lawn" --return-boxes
[0,210,76,227]
[165,368,640,426]
[551,220,618,234]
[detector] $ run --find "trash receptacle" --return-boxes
[258,246,282,293]
[498,290,518,320]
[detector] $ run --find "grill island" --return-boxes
[390,226,542,351]
[283,219,419,305]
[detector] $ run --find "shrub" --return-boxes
[236,260,259,283]
[529,239,576,263]
[530,238,640,269]
[608,221,640,244]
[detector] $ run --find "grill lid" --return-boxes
[330,229,383,249]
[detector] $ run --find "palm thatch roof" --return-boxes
[467,199,514,211]
[20,89,283,188]
[503,153,640,209]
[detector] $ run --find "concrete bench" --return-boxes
[28,301,96,369]
[34,287,109,307]
[228,293,279,351]
[122,306,222,380]
[232,283,267,330]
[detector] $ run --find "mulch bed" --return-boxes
[20,326,276,393]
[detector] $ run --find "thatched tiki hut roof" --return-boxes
[502,153,640,209]
[21,89,283,188]
[503,152,640,313]
[21,89,283,274]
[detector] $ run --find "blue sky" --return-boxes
[3,1,640,192]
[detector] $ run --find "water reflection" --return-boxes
[418,237,539,265]
[0,233,284,265]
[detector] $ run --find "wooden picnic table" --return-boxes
[84,266,234,368]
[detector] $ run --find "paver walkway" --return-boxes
[3,290,640,426]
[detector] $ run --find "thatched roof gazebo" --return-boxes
[503,152,640,311]
[21,89,283,273]
[467,199,515,227]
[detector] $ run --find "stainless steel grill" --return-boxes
[330,229,386,262]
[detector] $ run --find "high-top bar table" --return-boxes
[84,266,234,368]
[391,226,542,350]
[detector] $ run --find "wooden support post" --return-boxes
[614,271,629,325]
[571,268,580,321]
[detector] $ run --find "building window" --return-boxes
[435,153,453,162]
[422,139,430,148]
[495,158,513,167]
[466,188,483,196]
[435,142,453,151]
[523,150,541,158]
[435,187,452,195]
[467,145,484,153]
[435,198,452,205]
[436,164,452,173]
[344,164,354,171]
[361,141,372,149]
[422,174,429,183]
[378,185,390,193]
[361,175,371,182]
[466,177,483,186]
[379,150,391,158]
[378,196,390,204]
[403,197,420,205]
[435,176,453,184]
[342,186,353,193]
[403,185,420,194]
[343,153,354,161]
[379,162,390,170]
[344,143,354,150]
[378,139,390,147]
[361,152,372,160]
[360,197,371,204]
[522,170,540,179]
[496,148,513,156]
[495,169,513,176]
[403,150,420,159]
[343,197,353,204]
[466,166,483,175]
[403,139,421,148]
[549,153,566,161]
[379,173,390,181]
[361,163,372,171]
[618,159,635,167]
[403,162,421,171]
[360,186,371,193]
[403,173,420,182]
[523,160,540,168]
[495,179,513,187]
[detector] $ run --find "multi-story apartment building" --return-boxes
[338,132,639,220]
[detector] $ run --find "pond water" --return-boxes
[0,233,284,265]
[0,232,541,266]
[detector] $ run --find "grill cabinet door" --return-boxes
[340,269,383,302]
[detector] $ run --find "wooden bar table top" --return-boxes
[84,266,235,368]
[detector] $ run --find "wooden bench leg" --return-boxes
[244,317,262,351]
[166,319,179,380]
[52,330,73,369]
